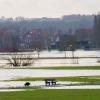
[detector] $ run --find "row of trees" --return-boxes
[2,32,77,67]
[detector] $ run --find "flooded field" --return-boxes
[0,80,100,90]
[0,69,100,80]
[0,51,100,90]
[0,50,100,67]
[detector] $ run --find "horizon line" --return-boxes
[0,13,99,19]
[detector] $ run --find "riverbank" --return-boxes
[0,89,100,100]
[2,66,100,70]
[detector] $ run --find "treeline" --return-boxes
[0,14,94,32]
[0,14,99,52]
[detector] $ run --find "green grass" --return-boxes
[34,66,100,70]
[3,66,100,70]
[0,89,100,100]
[7,76,100,83]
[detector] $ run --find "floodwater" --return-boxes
[0,50,100,90]
[0,81,100,90]
[0,81,80,88]
[0,50,100,67]
[44,85,100,89]
[0,69,100,80]
[33,50,100,67]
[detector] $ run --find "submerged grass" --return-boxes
[3,66,100,70]
[6,76,100,83]
[33,66,100,70]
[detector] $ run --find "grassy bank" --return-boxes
[3,66,100,70]
[33,66,100,70]
[0,89,100,100]
[7,76,100,83]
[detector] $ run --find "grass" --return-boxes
[3,66,100,70]
[0,89,100,100]
[7,76,100,83]
[33,66,100,70]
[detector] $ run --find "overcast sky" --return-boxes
[0,0,100,18]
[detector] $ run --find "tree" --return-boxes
[34,40,45,58]
[94,14,100,48]
[7,34,35,67]
[59,34,78,63]
[59,34,68,58]
[67,35,78,64]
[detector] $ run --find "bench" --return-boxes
[44,79,57,86]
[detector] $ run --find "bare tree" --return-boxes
[6,34,35,67]
[8,52,34,67]
[59,34,78,63]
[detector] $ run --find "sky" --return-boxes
[0,0,100,18]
